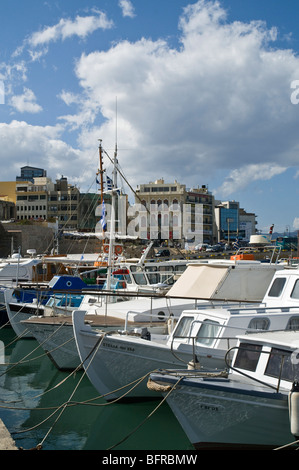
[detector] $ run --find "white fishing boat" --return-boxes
[21,297,196,370]
[5,254,190,338]
[20,258,283,368]
[71,263,299,400]
[149,329,299,449]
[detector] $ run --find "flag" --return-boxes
[269,224,274,234]
[106,175,113,191]
[233,238,240,250]
[100,201,107,231]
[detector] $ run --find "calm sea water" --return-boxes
[0,327,192,451]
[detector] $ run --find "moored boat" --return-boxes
[149,329,299,449]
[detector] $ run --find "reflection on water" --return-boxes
[0,328,191,451]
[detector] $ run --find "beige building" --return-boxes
[0,182,17,203]
[134,179,213,244]
[15,175,80,230]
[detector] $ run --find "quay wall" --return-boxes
[0,222,297,261]
[0,419,17,450]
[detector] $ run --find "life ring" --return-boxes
[103,244,109,254]
[114,245,123,255]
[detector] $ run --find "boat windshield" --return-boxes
[234,343,299,383]
[173,316,195,339]
[267,277,286,297]
[196,320,222,346]
[265,347,299,383]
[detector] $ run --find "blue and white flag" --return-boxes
[106,175,113,191]
[233,238,240,250]
[100,201,107,231]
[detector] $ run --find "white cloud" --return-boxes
[214,163,288,197]
[0,120,83,181]
[119,0,136,18]
[10,88,42,113]
[28,10,114,48]
[65,0,299,191]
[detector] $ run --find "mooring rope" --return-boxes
[106,376,184,450]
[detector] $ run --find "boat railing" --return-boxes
[169,319,278,367]
[225,305,299,315]
[123,309,174,332]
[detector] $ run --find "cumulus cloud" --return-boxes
[10,88,42,113]
[4,0,299,204]
[0,120,83,181]
[63,0,299,193]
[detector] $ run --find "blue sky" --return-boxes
[1,0,299,234]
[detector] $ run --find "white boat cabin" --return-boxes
[166,266,299,360]
[228,330,299,392]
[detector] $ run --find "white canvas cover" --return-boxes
[166,263,279,302]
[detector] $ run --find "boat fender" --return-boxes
[288,380,299,439]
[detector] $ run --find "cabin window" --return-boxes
[175,265,187,273]
[247,317,270,331]
[145,266,159,284]
[196,320,222,346]
[132,272,147,285]
[286,317,299,330]
[174,316,195,338]
[233,343,262,372]
[265,347,299,382]
[123,273,132,284]
[130,266,147,285]
[291,280,299,299]
[267,278,286,297]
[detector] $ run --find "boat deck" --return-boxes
[23,314,166,329]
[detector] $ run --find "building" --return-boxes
[134,179,213,245]
[15,171,80,230]
[134,179,186,242]
[47,177,80,230]
[185,185,213,245]
[214,201,239,244]
[0,197,15,220]
[16,166,47,183]
[16,176,54,222]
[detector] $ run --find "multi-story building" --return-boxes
[15,171,80,230]
[134,179,186,242]
[214,201,257,244]
[47,177,80,230]
[214,200,239,244]
[134,179,213,245]
[16,176,53,221]
[185,185,213,245]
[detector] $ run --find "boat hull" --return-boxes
[150,372,296,449]
[72,310,226,400]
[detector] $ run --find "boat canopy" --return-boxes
[166,262,280,302]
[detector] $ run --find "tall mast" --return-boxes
[98,139,104,205]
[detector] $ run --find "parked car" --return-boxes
[206,244,223,252]
[155,249,170,257]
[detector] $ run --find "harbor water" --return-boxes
[0,327,192,451]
